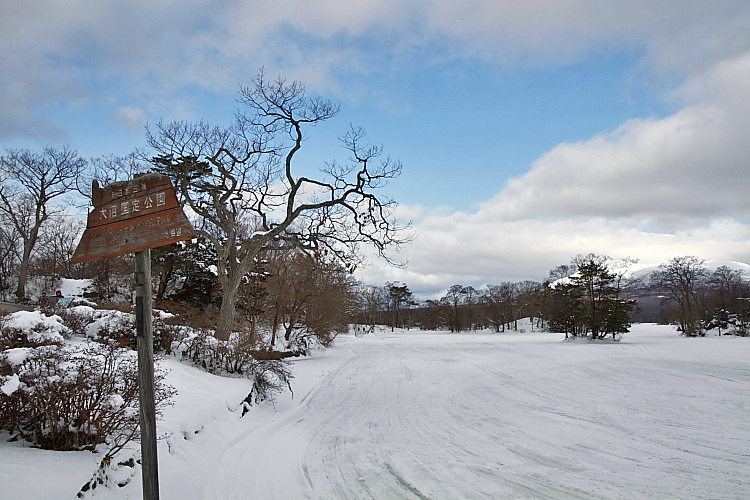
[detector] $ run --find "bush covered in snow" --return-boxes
[0,310,71,349]
[0,341,174,453]
[55,305,96,336]
[175,329,292,405]
[0,310,175,454]
[703,309,749,337]
[54,305,181,354]
[87,309,137,348]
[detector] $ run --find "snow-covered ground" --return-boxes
[2,323,749,499]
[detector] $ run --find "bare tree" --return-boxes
[442,285,464,332]
[461,286,478,330]
[710,266,746,312]
[548,264,576,282]
[353,283,389,332]
[264,249,314,346]
[77,154,148,203]
[517,280,544,330]
[496,282,519,330]
[481,285,507,332]
[262,250,354,351]
[651,256,708,336]
[34,215,86,283]
[706,266,749,334]
[148,70,409,340]
[414,299,445,331]
[0,147,86,299]
[0,217,21,299]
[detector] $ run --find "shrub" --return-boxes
[95,301,134,314]
[55,306,96,336]
[79,307,181,354]
[0,311,70,350]
[243,357,294,408]
[177,329,292,405]
[152,315,183,355]
[0,342,174,454]
[156,299,218,331]
[91,312,137,349]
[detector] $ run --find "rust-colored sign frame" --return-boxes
[71,173,195,263]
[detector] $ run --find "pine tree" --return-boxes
[547,281,583,338]
[572,256,615,339]
[548,254,636,340]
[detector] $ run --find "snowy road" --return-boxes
[203,325,750,499]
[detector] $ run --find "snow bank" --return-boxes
[154,309,175,320]
[56,278,92,298]
[1,310,71,342]
[2,324,749,499]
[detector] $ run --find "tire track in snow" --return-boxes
[201,348,360,499]
[203,329,750,499]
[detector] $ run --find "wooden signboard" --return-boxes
[71,173,195,500]
[71,173,195,263]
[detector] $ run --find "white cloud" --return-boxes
[483,50,750,226]
[2,1,749,298]
[3,1,750,140]
[216,1,750,73]
[358,212,750,298]
[358,51,750,297]
[0,0,238,141]
[112,107,147,131]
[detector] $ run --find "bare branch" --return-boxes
[0,146,86,298]
[145,70,409,339]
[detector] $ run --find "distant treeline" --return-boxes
[352,255,750,338]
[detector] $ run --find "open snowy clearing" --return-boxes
[3,323,749,499]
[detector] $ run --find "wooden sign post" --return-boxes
[72,173,195,500]
[134,247,158,500]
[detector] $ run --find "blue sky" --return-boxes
[2,1,750,297]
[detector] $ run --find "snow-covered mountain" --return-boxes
[628,259,750,281]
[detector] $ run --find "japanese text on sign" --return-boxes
[99,192,166,221]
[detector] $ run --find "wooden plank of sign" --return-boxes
[72,174,195,264]
[91,173,172,208]
[71,207,195,263]
[86,184,180,229]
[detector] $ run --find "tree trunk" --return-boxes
[284,320,295,342]
[215,279,242,341]
[270,304,280,347]
[214,243,256,340]
[15,239,34,299]
[156,260,174,300]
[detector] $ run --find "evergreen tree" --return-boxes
[572,255,615,339]
[387,282,414,331]
[547,281,584,338]
[548,254,636,340]
[166,236,219,305]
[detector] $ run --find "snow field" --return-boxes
[204,324,750,499]
[2,323,749,499]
